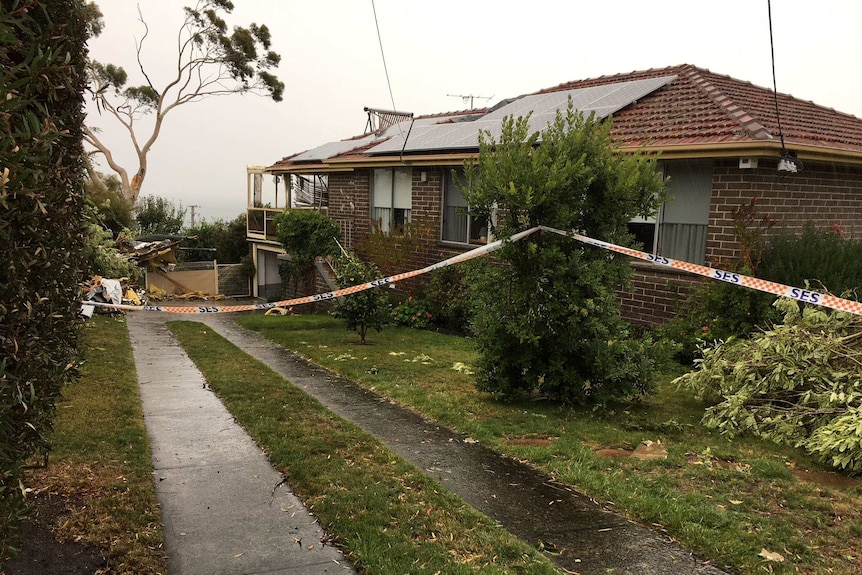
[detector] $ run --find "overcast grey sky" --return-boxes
[86,1,862,224]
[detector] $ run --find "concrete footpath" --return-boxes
[128,311,726,575]
[127,314,354,575]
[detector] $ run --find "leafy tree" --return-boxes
[86,171,135,235]
[83,0,285,203]
[1,0,88,558]
[136,195,186,236]
[181,214,249,263]
[275,209,341,295]
[463,104,666,404]
[331,255,388,344]
[81,224,139,279]
[677,299,862,472]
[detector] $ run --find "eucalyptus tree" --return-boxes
[84,0,284,203]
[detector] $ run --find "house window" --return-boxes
[442,169,489,244]
[372,168,412,232]
[628,160,712,264]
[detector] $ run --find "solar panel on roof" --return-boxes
[368,75,676,155]
[290,136,376,162]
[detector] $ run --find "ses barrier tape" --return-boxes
[85,225,862,318]
[540,226,862,318]
[84,227,542,315]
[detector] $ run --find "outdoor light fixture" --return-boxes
[767,0,803,175]
[777,150,803,173]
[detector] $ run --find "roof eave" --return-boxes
[270,141,862,174]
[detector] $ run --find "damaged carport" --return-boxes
[133,235,219,297]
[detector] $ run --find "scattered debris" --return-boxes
[759,548,785,562]
[632,440,668,460]
[452,362,475,375]
[265,306,293,316]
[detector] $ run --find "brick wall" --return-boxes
[707,159,862,265]
[321,159,862,326]
[627,159,862,325]
[619,264,705,325]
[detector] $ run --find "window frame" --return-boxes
[441,168,490,245]
[371,167,412,233]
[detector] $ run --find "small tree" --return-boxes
[84,0,285,203]
[331,255,388,344]
[274,209,341,295]
[136,195,186,236]
[86,171,134,235]
[181,214,249,263]
[464,104,666,403]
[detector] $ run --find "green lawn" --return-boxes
[236,313,862,575]
[168,320,561,575]
[34,315,166,573]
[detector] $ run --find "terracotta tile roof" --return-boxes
[539,64,862,152]
[273,64,862,169]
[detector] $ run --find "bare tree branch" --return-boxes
[84,0,284,204]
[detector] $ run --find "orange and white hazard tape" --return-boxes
[84,227,542,314]
[85,225,862,318]
[540,226,862,318]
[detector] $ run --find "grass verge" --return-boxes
[30,315,165,573]
[167,320,561,575]
[237,314,862,575]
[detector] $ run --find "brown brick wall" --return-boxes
[629,159,862,325]
[618,264,705,325]
[322,159,862,326]
[707,159,862,266]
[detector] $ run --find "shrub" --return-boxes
[1,0,89,559]
[660,281,778,364]
[759,222,862,296]
[463,105,665,404]
[275,209,341,295]
[426,264,474,333]
[331,255,388,344]
[181,214,250,264]
[391,296,433,329]
[676,299,862,472]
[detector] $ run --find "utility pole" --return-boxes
[189,205,201,228]
[447,93,493,110]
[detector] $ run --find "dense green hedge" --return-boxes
[0,0,89,559]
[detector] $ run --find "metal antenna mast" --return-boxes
[446,93,493,110]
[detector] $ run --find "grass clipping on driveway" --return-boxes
[167,320,559,575]
[236,314,862,575]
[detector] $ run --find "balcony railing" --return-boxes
[246,206,329,243]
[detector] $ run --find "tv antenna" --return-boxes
[447,93,493,110]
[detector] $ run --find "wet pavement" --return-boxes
[129,311,726,575]
[127,315,354,575]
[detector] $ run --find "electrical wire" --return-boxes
[767,0,786,151]
[370,0,404,140]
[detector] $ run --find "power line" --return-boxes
[370,0,404,139]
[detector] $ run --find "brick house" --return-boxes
[249,64,862,324]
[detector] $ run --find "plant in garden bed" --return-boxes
[759,221,862,296]
[463,104,666,404]
[677,298,862,472]
[661,197,779,363]
[391,296,433,329]
[331,253,388,344]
